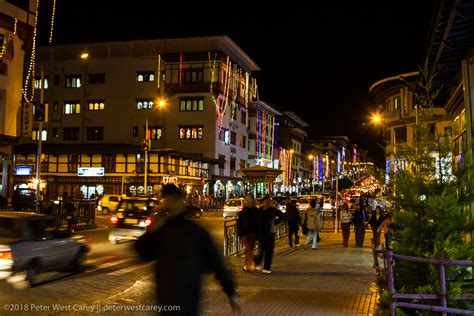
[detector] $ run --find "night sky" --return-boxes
[37,0,435,164]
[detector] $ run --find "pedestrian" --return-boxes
[134,184,241,315]
[303,199,322,250]
[353,203,368,247]
[255,196,283,273]
[369,206,384,249]
[339,202,352,247]
[237,194,259,272]
[285,199,301,247]
[378,212,393,249]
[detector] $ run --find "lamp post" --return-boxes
[289,149,294,193]
[35,66,45,212]
[143,98,167,196]
[308,154,315,194]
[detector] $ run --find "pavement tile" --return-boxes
[203,230,379,315]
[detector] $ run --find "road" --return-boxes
[0,213,226,315]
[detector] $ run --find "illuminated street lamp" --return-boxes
[308,155,315,194]
[144,98,167,195]
[80,52,89,59]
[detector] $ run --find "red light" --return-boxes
[145,217,152,226]
[110,216,118,224]
[0,250,12,260]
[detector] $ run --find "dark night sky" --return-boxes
[37,1,435,164]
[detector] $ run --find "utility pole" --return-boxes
[35,66,44,212]
[144,117,149,196]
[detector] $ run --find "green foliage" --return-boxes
[377,61,474,314]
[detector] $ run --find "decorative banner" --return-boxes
[337,151,341,173]
[319,156,324,182]
[352,146,357,163]
[342,146,346,173]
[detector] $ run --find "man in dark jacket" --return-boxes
[135,184,240,315]
[255,197,283,274]
[237,194,259,272]
[285,199,301,247]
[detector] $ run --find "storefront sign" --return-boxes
[78,167,105,177]
[15,165,32,176]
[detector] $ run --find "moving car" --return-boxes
[108,197,202,244]
[97,194,123,215]
[223,198,244,219]
[108,197,157,244]
[0,212,90,289]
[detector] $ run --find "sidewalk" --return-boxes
[202,230,379,315]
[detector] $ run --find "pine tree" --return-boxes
[378,63,474,314]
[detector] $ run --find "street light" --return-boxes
[80,52,89,59]
[308,155,315,194]
[144,98,167,196]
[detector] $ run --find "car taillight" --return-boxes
[77,236,91,246]
[145,217,152,226]
[0,250,12,260]
[110,216,118,224]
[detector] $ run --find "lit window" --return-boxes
[191,128,197,139]
[136,99,154,110]
[179,126,203,140]
[186,128,191,139]
[137,75,144,82]
[88,100,105,111]
[65,75,81,88]
[198,128,203,139]
[65,102,81,114]
[180,128,185,139]
[136,71,155,82]
[179,97,204,112]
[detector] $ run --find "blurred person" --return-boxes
[303,199,322,250]
[255,196,283,273]
[135,184,241,315]
[285,199,301,247]
[237,194,259,272]
[378,212,393,249]
[339,203,352,247]
[369,206,384,248]
[353,203,368,247]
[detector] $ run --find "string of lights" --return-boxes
[22,0,40,103]
[48,0,56,44]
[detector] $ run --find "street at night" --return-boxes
[1,0,474,315]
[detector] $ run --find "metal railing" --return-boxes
[223,219,288,257]
[0,199,96,231]
[374,234,474,315]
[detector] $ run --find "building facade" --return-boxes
[369,71,450,181]
[15,36,260,199]
[0,0,34,200]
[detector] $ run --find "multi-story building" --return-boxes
[0,0,34,200]
[313,136,352,191]
[369,71,450,180]
[277,111,308,194]
[247,100,282,196]
[15,36,260,199]
[422,0,474,170]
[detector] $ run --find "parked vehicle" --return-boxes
[223,198,244,219]
[12,188,36,211]
[97,194,123,215]
[0,212,90,289]
[185,204,203,219]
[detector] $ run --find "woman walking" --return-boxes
[369,206,384,248]
[339,203,352,247]
[304,199,322,250]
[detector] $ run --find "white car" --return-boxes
[223,198,244,219]
[0,212,90,289]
